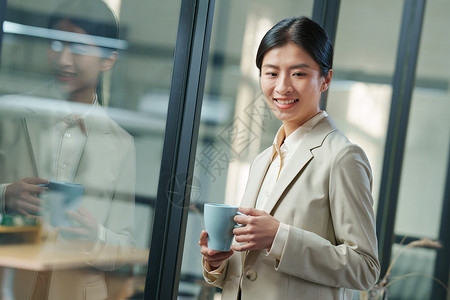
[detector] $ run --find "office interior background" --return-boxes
[0,0,449,299]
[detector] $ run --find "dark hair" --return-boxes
[256,16,333,77]
[48,0,119,51]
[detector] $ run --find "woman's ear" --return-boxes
[321,69,333,92]
[101,51,118,71]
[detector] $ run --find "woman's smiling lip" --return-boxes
[56,71,76,82]
[274,98,299,109]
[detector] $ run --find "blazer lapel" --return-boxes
[262,145,313,215]
[240,147,273,209]
[74,103,110,180]
[23,115,56,178]
[262,117,338,215]
[22,118,40,177]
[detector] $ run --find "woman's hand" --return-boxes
[4,177,48,215]
[199,230,234,271]
[57,207,99,242]
[231,207,280,252]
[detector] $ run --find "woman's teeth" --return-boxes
[59,72,75,78]
[276,99,298,104]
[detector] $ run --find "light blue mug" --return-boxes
[39,181,85,227]
[204,203,245,251]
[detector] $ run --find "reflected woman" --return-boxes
[0,1,135,299]
[200,16,380,299]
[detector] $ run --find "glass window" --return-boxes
[0,0,180,299]
[389,0,450,298]
[177,0,314,298]
[387,244,437,300]
[394,0,450,240]
[326,0,404,209]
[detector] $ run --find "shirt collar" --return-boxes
[272,111,328,157]
[61,94,99,136]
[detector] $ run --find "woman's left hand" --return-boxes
[231,207,280,252]
[57,207,99,242]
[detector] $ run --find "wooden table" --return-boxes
[0,225,42,243]
[0,243,149,271]
[0,227,150,299]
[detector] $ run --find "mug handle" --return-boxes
[234,211,247,228]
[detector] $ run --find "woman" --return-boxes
[0,1,135,299]
[199,16,380,299]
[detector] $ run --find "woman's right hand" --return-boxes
[4,177,48,215]
[199,230,234,271]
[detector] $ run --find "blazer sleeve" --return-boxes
[86,135,136,270]
[202,256,229,288]
[275,143,380,290]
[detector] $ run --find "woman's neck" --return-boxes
[67,89,97,104]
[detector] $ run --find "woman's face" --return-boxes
[260,42,332,135]
[47,19,112,103]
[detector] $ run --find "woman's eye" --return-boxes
[50,40,64,52]
[71,43,100,55]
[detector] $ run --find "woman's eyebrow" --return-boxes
[290,63,311,69]
[262,64,279,69]
[262,63,311,69]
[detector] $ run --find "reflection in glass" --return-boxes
[0,1,136,299]
[391,1,450,299]
[327,0,404,209]
[0,0,180,298]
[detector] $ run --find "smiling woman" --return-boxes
[260,42,332,136]
[46,0,119,104]
[200,16,380,300]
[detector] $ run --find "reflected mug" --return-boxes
[39,180,85,227]
[204,203,245,251]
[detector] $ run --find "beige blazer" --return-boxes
[0,96,136,300]
[204,115,380,300]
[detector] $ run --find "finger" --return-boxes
[232,226,247,236]
[200,243,233,257]
[239,207,263,216]
[77,207,93,218]
[27,184,48,195]
[202,249,234,259]
[17,208,30,216]
[18,184,48,199]
[206,253,233,266]
[23,177,49,185]
[66,211,88,225]
[200,246,223,256]
[199,230,208,247]
[234,214,250,225]
[57,227,87,240]
[231,242,255,252]
[22,193,43,206]
[57,227,86,237]
[203,251,234,266]
[16,198,41,215]
[234,234,254,244]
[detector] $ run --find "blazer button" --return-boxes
[245,270,257,281]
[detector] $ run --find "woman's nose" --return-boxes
[275,74,293,94]
[57,44,74,65]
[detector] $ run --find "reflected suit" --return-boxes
[0,95,135,300]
